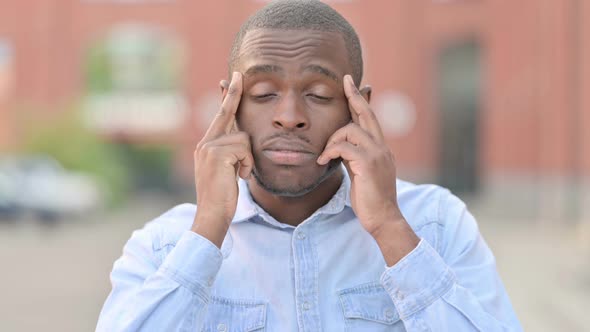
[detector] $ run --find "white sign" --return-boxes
[84,92,187,134]
[373,91,416,137]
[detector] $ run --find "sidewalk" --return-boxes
[478,217,590,331]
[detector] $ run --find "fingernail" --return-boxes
[317,156,325,165]
[232,71,240,81]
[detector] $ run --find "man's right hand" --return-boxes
[191,72,253,248]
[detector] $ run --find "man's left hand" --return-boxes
[317,75,419,265]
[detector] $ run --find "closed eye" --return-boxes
[307,94,333,102]
[252,93,277,102]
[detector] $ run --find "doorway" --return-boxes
[437,40,481,194]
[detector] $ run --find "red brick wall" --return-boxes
[581,0,590,175]
[0,0,587,181]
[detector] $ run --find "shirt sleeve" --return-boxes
[380,191,523,331]
[96,226,223,332]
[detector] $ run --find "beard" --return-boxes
[251,157,342,197]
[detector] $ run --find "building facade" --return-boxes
[0,0,588,219]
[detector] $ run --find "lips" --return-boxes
[261,138,316,166]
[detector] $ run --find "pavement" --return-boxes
[0,195,588,331]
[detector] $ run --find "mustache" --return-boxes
[261,133,313,145]
[259,133,318,155]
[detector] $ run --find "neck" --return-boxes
[247,169,344,226]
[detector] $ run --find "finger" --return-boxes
[317,141,364,165]
[203,72,243,139]
[197,131,250,152]
[204,143,254,179]
[220,80,229,93]
[220,79,236,133]
[237,150,254,180]
[198,132,253,179]
[208,132,249,146]
[325,123,377,148]
[343,75,384,142]
[220,80,229,101]
[347,98,360,125]
[230,119,238,134]
[222,73,243,134]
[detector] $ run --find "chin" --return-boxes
[252,160,341,197]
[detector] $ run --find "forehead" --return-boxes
[237,29,351,76]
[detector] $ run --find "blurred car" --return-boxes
[0,167,21,219]
[0,155,103,221]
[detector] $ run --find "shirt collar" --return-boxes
[231,166,352,225]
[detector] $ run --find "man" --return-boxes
[97,1,522,331]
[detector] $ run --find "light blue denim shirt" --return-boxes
[97,173,522,331]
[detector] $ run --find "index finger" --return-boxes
[343,74,384,142]
[203,71,243,139]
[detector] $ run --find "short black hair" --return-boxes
[229,0,363,85]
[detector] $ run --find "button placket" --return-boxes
[292,223,321,331]
[396,290,405,300]
[302,301,310,311]
[297,231,306,240]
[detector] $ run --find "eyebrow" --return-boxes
[243,63,339,83]
[244,64,284,77]
[303,64,339,82]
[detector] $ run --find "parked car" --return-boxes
[0,155,103,221]
[0,167,21,219]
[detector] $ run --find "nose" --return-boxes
[272,92,309,130]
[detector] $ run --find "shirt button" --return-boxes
[207,277,214,286]
[302,301,310,311]
[217,323,227,332]
[384,307,395,319]
[297,231,306,240]
[396,291,405,300]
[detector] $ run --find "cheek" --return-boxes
[236,102,266,131]
[327,99,352,124]
[314,113,351,148]
[316,104,351,131]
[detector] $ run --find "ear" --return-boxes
[220,79,230,102]
[359,85,372,104]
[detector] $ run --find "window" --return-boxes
[83,25,186,134]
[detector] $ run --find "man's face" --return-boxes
[231,29,356,197]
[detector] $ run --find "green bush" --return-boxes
[114,143,174,192]
[18,103,178,207]
[20,107,131,206]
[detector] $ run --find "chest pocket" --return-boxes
[201,296,267,332]
[339,282,405,332]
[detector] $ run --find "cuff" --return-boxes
[160,230,223,301]
[380,238,455,318]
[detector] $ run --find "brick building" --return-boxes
[0,0,588,220]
